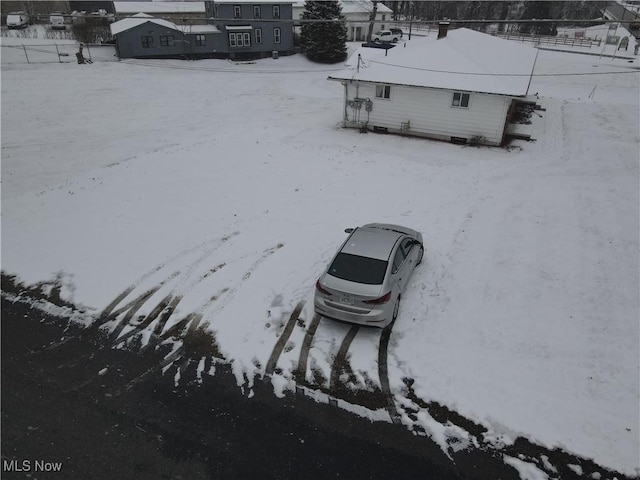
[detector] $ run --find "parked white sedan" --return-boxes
[314,224,424,328]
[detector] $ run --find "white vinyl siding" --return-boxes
[350,83,511,145]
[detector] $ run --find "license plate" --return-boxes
[339,296,354,305]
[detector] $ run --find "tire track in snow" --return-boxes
[378,320,401,424]
[265,301,305,376]
[99,233,238,323]
[106,242,225,347]
[200,243,284,320]
[272,309,400,425]
[294,313,322,384]
[105,235,284,351]
[329,324,359,390]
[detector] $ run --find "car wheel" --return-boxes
[373,38,380,43]
[416,246,424,265]
[393,38,398,43]
[392,295,401,321]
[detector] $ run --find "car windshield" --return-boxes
[328,253,388,285]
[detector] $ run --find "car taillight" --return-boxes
[315,280,332,296]
[363,291,391,305]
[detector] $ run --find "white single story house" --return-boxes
[327,26,540,146]
[293,0,393,41]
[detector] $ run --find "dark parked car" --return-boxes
[390,27,403,38]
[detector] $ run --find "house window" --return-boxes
[452,92,470,108]
[160,35,175,47]
[141,35,154,48]
[255,28,262,44]
[234,5,242,18]
[375,84,391,99]
[229,32,251,47]
[253,5,261,18]
[195,34,206,46]
[274,27,281,44]
[273,5,280,19]
[381,14,386,21]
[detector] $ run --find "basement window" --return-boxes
[375,84,391,99]
[452,92,470,108]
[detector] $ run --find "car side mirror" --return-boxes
[344,228,354,233]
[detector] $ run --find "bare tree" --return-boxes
[366,1,378,42]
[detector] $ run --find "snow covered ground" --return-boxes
[2,30,639,478]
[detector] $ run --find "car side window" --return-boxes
[392,239,413,273]
[392,248,404,273]
[401,238,414,257]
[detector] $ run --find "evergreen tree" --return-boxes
[300,0,347,64]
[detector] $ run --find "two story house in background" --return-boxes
[292,1,393,41]
[205,0,293,58]
[109,0,294,59]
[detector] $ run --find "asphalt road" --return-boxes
[1,290,632,480]
[1,294,514,480]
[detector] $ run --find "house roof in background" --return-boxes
[184,25,221,34]
[340,0,392,15]
[329,28,538,96]
[109,12,215,35]
[113,2,205,14]
[292,1,392,14]
[215,0,294,3]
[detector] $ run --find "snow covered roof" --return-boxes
[109,13,216,36]
[340,0,392,14]
[184,25,221,34]
[215,0,294,3]
[292,0,391,14]
[329,28,539,97]
[113,2,205,14]
[110,13,177,35]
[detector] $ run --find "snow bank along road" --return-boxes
[1,38,638,479]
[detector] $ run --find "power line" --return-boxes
[366,59,640,77]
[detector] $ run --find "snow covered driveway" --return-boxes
[2,42,638,477]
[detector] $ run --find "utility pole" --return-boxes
[366,1,378,43]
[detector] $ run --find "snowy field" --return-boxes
[2,31,639,478]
